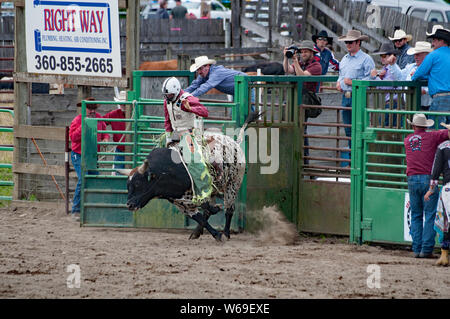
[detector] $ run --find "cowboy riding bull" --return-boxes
[120,77,261,242]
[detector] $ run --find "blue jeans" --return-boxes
[71,151,82,213]
[114,148,125,170]
[429,95,450,129]
[384,100,398,127]
[407,175,438,254]
[71,151,98,214]
[341,95,352,148]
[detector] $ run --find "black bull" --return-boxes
[121,112,261,242]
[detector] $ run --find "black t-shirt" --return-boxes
[171,5,187,19]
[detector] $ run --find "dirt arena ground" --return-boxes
[1,204,449,299]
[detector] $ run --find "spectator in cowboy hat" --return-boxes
[312,30,339,75]
[185,55,247,99]
[404,113,450,258]
[336,29,375,146]
[370,42,401,126]
[390,42,433,110]
[412,26,450,128]
[388,28,415,69]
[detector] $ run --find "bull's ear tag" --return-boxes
[148,174,151,182]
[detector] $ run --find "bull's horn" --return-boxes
[116,169,133,176]
[138,159,149,174]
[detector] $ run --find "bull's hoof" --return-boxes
[189,228,203,240]
[214,232,224,242]
[223,230,231,240]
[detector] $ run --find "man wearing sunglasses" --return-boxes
[336,30,375,146]
[388,29,415,70]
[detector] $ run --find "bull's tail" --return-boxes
[236,111,264,145]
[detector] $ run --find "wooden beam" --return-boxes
[14,72,127,87]
[14,125,66,141]
[308,0,377,52]
[13,162,75,177]
[241,17,291,47]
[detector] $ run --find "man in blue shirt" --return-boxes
[186,55,247,98]
[412,27,450,128]
[388,29,415,69]
[336,30,375,147]
[312,30,339,75]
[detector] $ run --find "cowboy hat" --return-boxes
[427,28,450,43]
[426,25,450,37]
[372,42,400,55]
[189,56,216,73]
[407,113,434,127]
[440,122,450,130]
[114,90,127,102]
[297,40,319,53]
[312,30,333,45]
[388,29,412,42]
[76,96,98,109]
[338,29,369,42]
[406,41,433,55]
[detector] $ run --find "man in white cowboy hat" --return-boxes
[336,29,375,146]
[412,26,450,128]
[185,55,247,99]
[103,90,128,172]
[424,122,450,266]
[388,28,415,69]
[390,41,433,110]
[404,113,450,258]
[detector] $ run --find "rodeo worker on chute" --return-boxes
[161,77,212,204]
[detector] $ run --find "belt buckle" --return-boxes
[345,91,352,99]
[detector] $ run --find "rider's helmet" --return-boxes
[162,77,181,102]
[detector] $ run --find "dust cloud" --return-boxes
[246,206,299,246]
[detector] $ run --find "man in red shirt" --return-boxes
[69,97,109,218]
[283,40,322,165]
[103,91,127,172]
[404,113,450,258]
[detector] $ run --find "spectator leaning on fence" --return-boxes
[370,42,401,126]
[412,26,450,128]
[185,56,247,98]
[336,30,375,147]
[389,29,415,70]
[404,113,450,259]
[392,41,433,110]
[312,30,339,75]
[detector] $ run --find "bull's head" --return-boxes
[118,148,192,212]
[118,160,155,211]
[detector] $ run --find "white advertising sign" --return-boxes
[25,0,122,77]
[404,192,426,242]
[404,193,412,242]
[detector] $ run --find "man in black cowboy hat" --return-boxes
[312,30,339,75]
[412,26,450,128]
[370,42,401,126]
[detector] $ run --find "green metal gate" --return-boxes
[349,79,439,245]
[0,108,14,202]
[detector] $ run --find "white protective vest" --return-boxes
[166,92,196,133]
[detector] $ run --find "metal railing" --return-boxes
[0,108,14,201]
